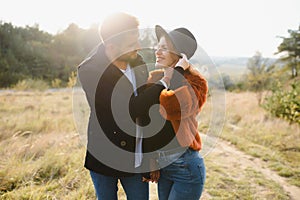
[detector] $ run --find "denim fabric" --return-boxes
[89,171,149,200]
[157,148,206,200]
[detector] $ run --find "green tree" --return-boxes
[246,52,275,104]
[49,23,100,83]
[0,22,54,86]
[276,25,300,78]
[0,21,100,88]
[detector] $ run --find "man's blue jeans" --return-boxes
[157,148,206,200]
[89,171,149,200]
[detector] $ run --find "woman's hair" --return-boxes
[187,64,201,76]
[99,12,139,43]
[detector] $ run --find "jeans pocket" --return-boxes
[171,158,188,168]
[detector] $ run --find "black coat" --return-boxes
[78,44,149,176]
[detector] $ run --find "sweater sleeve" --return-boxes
[159,73,208,121]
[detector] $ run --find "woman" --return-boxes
[149,25,208,200]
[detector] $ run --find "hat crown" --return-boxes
[155,25,197,59]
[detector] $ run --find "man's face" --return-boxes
[115,30,140,62]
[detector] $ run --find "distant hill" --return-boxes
[211,56,250,67]
[209,56,249,79]
[210,56,279,80]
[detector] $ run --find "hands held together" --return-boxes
[142,170,160,183]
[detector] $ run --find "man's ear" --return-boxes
[105,42,117,59]
[105,43,114,52]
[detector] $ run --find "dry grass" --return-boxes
[0,90,299,199]
[0,90,92,199]
[220,92,300,186]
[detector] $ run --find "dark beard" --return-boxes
[117,52,138,63]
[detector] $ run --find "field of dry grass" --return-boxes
[222,92,300,187]
[0,90,299,199]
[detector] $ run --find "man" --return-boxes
[77,12,150,200]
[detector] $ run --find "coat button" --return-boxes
[120,141,126,147]
[113,131,117,134]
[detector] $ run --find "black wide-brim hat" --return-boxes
[155,25,197,59]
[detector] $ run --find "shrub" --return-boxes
[51,78,62,88]
[12,78,49,91]
[67,71,77,88]
[263,81,300,124]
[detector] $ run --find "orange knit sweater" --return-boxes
[149,69,208,151]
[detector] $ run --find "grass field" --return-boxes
[0,90,299,199]
[222,92,300,187]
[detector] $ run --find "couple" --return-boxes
[77,12,208,200]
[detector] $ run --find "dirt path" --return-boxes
[148,137,300,200]
[204,138,300,200]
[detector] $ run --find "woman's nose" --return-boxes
[155,48,162,55]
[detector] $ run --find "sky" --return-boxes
[1,0,299,58]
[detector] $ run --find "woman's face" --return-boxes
[155,36,180,68]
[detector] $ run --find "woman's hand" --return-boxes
[175,53,190,70]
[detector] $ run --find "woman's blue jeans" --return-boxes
[157,148,206,200]
[89,171,149,200]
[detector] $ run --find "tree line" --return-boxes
[0,22,100,87]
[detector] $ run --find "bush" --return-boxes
[221,73,236,91]
[67,71,77,88]
[51,78,62,88]
[12,78,49,91]
[263,81,300,124]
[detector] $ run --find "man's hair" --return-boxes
[99,12,139,43]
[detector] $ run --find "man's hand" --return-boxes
[150,170,160,183]
[161,67,174,87]
[175,53,190,70]
[142,170,160,183]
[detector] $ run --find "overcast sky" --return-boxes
[1,0,299,58]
